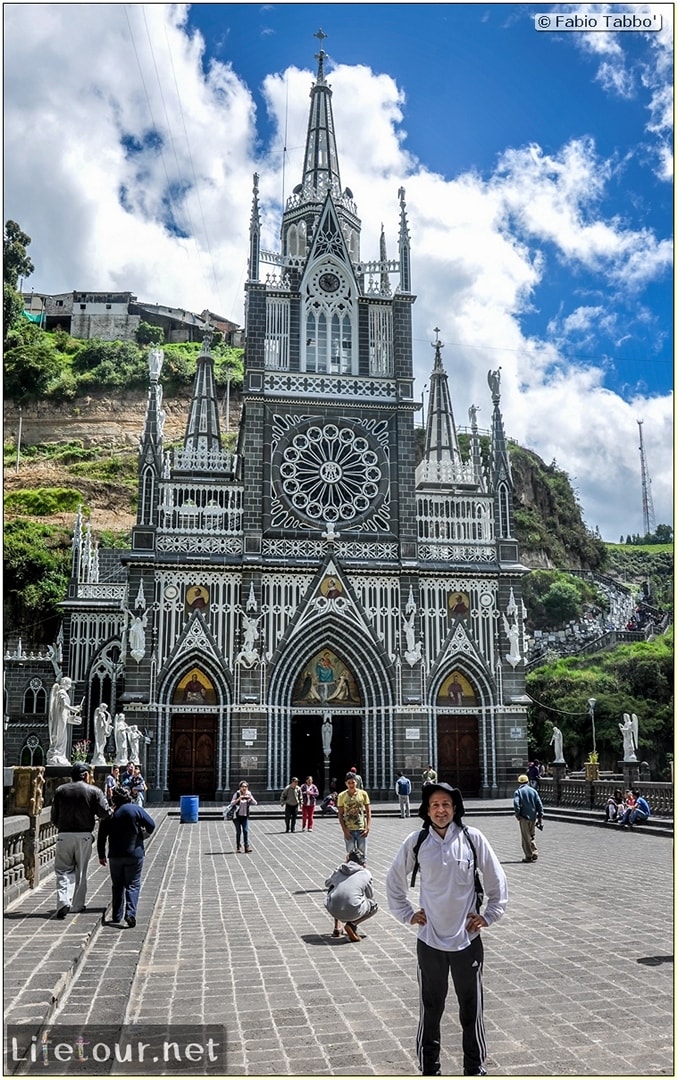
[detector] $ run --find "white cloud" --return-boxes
[3,4,672,542]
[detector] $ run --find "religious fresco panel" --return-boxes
[292,650,362,705]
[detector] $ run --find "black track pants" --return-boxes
[416,935,486,1075]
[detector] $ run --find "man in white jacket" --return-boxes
[386,783,508,1077]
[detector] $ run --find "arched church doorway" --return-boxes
[289,713,362,795]
[169,715,217,798]
[437,717,480,796]
[436,671,480,796]
[168,669,218,798]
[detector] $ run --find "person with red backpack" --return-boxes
[386,783,508,1077]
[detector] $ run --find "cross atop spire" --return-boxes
[314,28,328,81]
[299,27,341,196]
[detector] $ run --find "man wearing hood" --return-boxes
[324,849,377,943]
[386,783,508,1077]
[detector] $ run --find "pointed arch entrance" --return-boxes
[435,670,480,795]
[168,669,218,798]
[289,648,363,792]
[268,615,393,794]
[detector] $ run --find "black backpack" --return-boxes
[409,823,484,914]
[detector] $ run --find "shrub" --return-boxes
[4,487,84,516]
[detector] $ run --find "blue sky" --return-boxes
[4,3,673,539]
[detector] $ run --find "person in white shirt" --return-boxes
[386,783,508,1077]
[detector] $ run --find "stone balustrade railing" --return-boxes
[539,777,672,817]
[3,807,57,907]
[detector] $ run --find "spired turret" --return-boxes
[487,368,515,538]
[416,331,477,488]
[174,330,233,476]
[137,347,166,526]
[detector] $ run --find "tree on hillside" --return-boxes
[4,219,35,339]
[4,220,34,287]
[135,321,165,346]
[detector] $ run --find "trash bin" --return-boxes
[180,795,199,823]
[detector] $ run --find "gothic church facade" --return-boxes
[6,43,529,798]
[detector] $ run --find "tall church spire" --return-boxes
[301,29,342,199]
[417,330,475,487]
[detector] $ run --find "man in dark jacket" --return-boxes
[51,763,111,918]
[97,787,155,927]
[513,774,544,862]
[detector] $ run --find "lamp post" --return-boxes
[588,697,597,753]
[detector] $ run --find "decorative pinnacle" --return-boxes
[314,28,328,79]
[432,327,443,349]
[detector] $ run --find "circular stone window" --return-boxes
[272,418,387,526]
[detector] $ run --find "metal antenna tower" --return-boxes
[637,419,656,537]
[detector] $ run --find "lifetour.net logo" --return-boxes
[5,1026,226,1075]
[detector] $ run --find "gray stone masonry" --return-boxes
[4,802,673,1076]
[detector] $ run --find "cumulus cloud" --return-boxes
[557,2,674,179]
[3,4,672,541]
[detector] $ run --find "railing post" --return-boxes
[551,762,566,807]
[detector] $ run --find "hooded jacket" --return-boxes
[324,861,374,921]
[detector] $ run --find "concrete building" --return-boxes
[21,291,241,345]
[6,41,529,798]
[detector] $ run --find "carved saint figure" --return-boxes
[242,613,261,654]
[321,716,333,756]
[114,712,129,765]
[619,713,638,760]
[502,613,521,667]
[127,725,142,764]
[92,702,112,765]
[550,725,565,764]
[129,612,147,662]
[47,677,82,766]
[403,612,418,654]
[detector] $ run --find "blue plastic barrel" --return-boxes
[180,795,199,823]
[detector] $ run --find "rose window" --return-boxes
[273,421,386,524]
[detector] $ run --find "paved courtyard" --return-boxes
[4,806,673,1075]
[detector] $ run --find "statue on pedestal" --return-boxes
[321,714,333,757]
[114,712,130,764]
[127,725,142,764]
[47,677,83,766]
[619,713,639,761]
[91,702,113,765]
[549,724,565,764]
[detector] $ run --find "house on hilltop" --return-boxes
[21,290,242,345]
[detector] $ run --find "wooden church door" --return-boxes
[436,716,480,796]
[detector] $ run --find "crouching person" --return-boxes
[325,849,378,942]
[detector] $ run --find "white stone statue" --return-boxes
[242,612,260,654]
[237,610,262,666]
[128,612,147,663]
[321,715,333,756]
[550,724,565,764]
[502,613,521,667]
[91,702,112,766]
[127,725,142,764]
[619,713,638,761]
[47,677,83,766]
[114,712,130,764]
[402,611,422,666]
